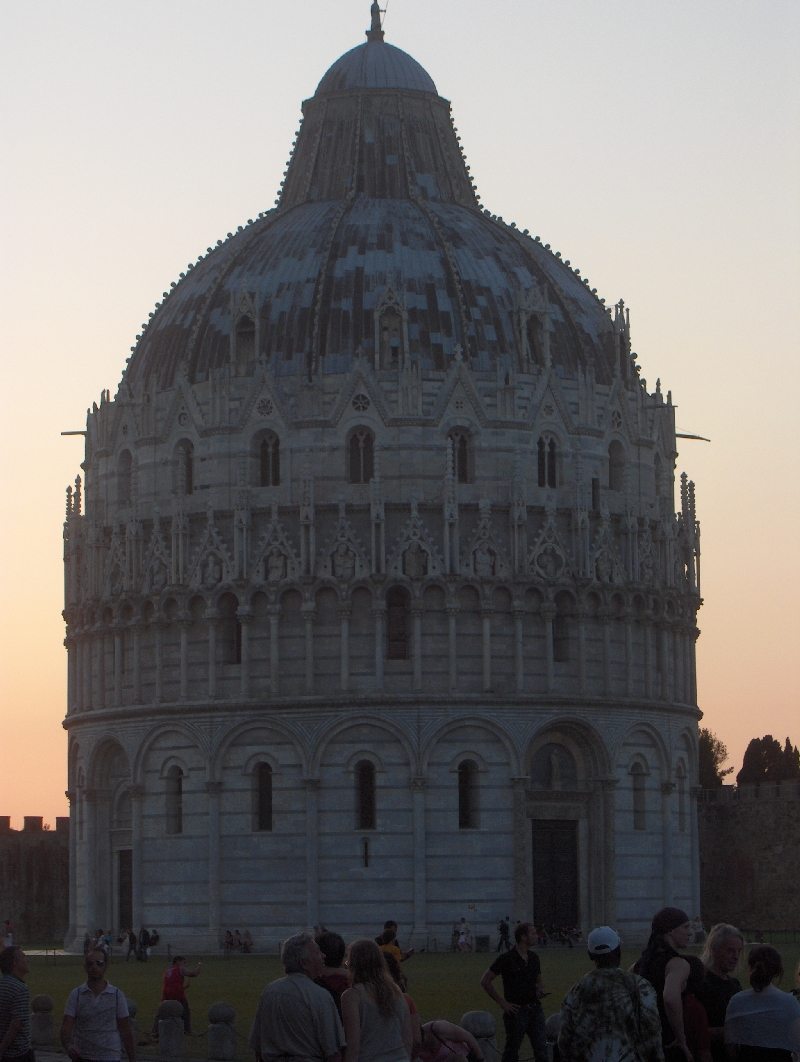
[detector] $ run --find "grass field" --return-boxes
[25,944,800,1061]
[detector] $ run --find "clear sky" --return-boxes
[1,0,797,827]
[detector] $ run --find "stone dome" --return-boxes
[124,11,618,396]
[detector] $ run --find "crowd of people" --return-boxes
[1,909,799,1062]
[222,930,253,954]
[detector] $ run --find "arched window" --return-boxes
[255,763,273,832]
[176,440,194,496]
[608,440,625,492]
[165,765,183,834]
[458,760,479,829]
[654,453,662,499]
[355,760,376,830]
[117,450,132,506]
[631,762,646,831]
[379,307,403,367]
[218,594,241,665]
[349,429,374,484]
[235,315,256,374]
[537,437,556,489]
[448,430,471,484]
[386,586,409,660]
[259,433,280,487]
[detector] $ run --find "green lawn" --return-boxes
[26,945,800,1061]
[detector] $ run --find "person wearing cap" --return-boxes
[557,926,664,1062]
[633,908,694,1061]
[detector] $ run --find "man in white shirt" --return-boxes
[60,949,136,1062]
[249,932,345,1062]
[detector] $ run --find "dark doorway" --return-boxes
[532,819,578,925]
[118,849,133,930]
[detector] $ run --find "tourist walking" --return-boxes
[696,923,743,1062]
[496,918,511,953]
[724,945,800,1061]
[136,927,150,962]
[249,932,345,1062]
[480,922,548,1062]
[60,948,136,1062]
[340,939,412,1062]
[557,926,664,1062]
[0,947,31,1062]
[633,907,694,1061]
[151,956,202,1037]
[124,930,137,964]
[315,932,350,1018]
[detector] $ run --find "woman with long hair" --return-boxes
[632,907,694,1060]
[724,945,800,1060]
[342,939,412,1062]
[696,923,744,1062]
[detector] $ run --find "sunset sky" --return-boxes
[1,0,797,827]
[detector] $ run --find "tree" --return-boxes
[698,728,734,788]
[736,735,800,785]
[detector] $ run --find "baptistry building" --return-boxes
[63,5,703,950]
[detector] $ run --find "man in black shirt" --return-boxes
[695,924,743,1062]
[480,923,547,1062]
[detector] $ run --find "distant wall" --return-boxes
[698,781,800,930]
[0,818,69,944]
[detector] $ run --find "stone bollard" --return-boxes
[207,1002,236,1061]
[545,1013,562,1062]
[157,1000,185,1058]
[460,1012,498,1062]
[30,996,55,1047]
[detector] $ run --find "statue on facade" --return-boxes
[332,543,356,581]
[203,555,222,587]
[549,748,562,791]
[403,540,428,579]
[595,550,613,584]
[474,541,495,579]
[267,547,286,583]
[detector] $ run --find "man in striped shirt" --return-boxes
[0,947,32,1062]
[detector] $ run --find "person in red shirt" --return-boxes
[152,956,202,1036]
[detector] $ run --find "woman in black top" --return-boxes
[696,923,744,1062]
[633,907,694,1061]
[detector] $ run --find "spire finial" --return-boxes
[367,1,385,42]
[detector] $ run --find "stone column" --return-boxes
[154,624,163,703]
[239,612,252,698]
[447,607,458,691]
[481,606,492,692]
[514,606,525,693]
[66,790,78,943]
[66,638,75,714]
[84,635,93,709]
[673,628,683,704]
[130,785,145,932]
[179,619,189,701]
[269,606,280,696]
[660,625,669,700]
[373,607,385,691]
[410,776,428,942]
[114,630,122,707]
[690,786,702,917]
[206,781,222,940]
[600,779,619,925]
[661,781,675,907]
[84,789,98,934]
[624,612,633,698]
[577,610,587,694]
[690,629,699,705]
[601,614,611,695]
[340,607,351,692]
[511,778,532,922]
[133,626,142,704]
[644,621,653,700]
[303,604,315,694]
[411,605,422,692]
[206,612,219,700]
[542,606,555,694]
[304,779,320,928]
[75,637,84,712]
[95,630,105,710]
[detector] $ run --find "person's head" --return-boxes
[172,955,185,966]
[383,951,408,992]
[514,922,532,945]
[84,948,108,981]
[346,939,398,1017]
[380,928,396,946]
[316,931,346,970]
[383,920,397,932]
[281,932,324,980]
[0,946,28,978]
[649,907,692,952]
[460,918,466,924]
[701,924,744,976]
[587,926,621,969]
[685,954,706,995]
[748,945,783,993]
